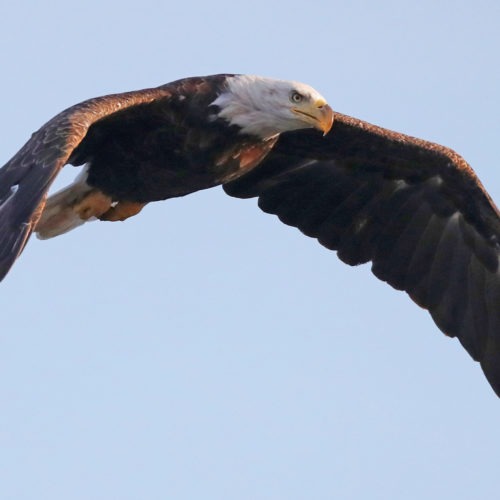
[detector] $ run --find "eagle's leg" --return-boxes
[73,189,113,220]
[99,201,146,222]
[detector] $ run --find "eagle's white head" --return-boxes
[211,75,334,139]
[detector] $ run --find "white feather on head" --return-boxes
[211,75,329,138]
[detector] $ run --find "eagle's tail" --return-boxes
[35,167,93,239]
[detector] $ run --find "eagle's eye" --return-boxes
[290,91,304,104]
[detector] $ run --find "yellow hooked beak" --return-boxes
[292,99,334,135]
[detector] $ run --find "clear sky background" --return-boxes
[1,1,500,499]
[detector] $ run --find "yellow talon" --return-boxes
[99,201,146,222]
[73,190,113,220]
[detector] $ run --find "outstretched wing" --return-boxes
[224,112,500,396]
[0,87,173,281]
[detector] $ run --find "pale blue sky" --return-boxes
[1,1,500,499]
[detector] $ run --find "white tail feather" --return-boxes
[36,167,93,239]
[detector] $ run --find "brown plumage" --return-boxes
[1,74,500,397]
[225,114,500,395]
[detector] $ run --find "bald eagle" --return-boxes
[1,74,499,397]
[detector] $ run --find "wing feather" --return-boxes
[224,112,500,396]
[0,87,172,280]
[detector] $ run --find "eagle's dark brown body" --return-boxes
[1,73,500,398]
[69,75,276,202]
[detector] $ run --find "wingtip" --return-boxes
[0,221,34,282]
